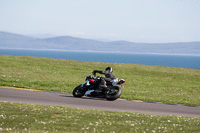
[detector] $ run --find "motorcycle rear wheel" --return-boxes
[73,85,85,98]
[105,86,122,101]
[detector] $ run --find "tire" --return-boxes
[105,86,122,101]
[72,85,85,98]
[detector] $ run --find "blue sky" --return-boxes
[0,0,200,43]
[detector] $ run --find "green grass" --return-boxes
[0,101,200,133]
[0,55,200,106]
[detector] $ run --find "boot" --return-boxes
[99,79,107,90]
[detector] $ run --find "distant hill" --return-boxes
[0,31,200,55]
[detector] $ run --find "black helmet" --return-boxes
[105,67,113,73]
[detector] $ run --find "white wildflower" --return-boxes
[131,124,135,126]
[41,121,46,125]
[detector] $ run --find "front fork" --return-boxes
[80,84,84,88]
[81,83,91,92]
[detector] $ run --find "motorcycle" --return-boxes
[72,74,125,101]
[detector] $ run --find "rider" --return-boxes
[92,67,115,91]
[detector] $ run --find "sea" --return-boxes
[0,49,200,69]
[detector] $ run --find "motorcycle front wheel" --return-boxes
[105,86,122,101]
[72,85,86,98]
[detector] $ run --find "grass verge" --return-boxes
[0,101,200,132]
[0,55,200,106]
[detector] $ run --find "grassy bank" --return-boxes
[0,55,200,106]
[0,101,200,132]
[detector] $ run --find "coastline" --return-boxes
[1,48,200,69]
[1,47,200,56]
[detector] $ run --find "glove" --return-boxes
[92,70,97,76]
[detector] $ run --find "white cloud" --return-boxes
[102,33,117,37]
[68,31,86,35]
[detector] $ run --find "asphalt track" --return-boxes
[0,87,200,118]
